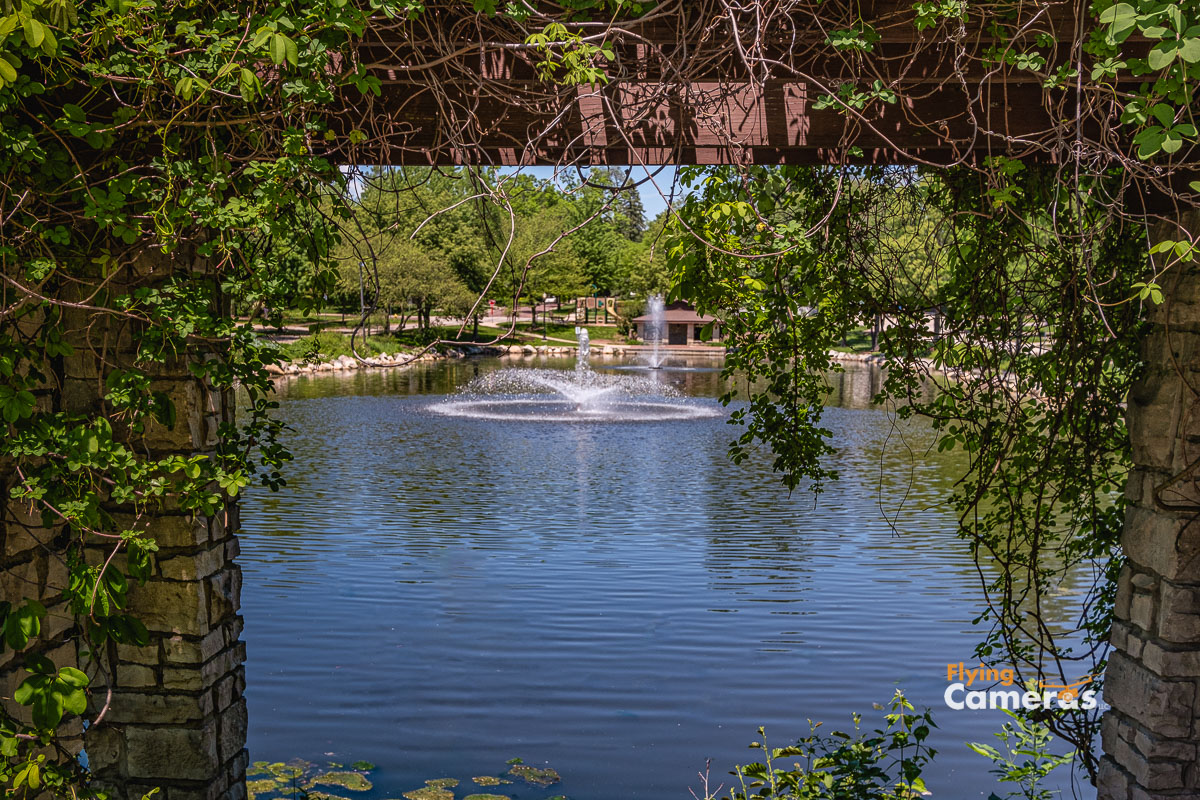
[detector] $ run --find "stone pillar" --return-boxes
[86,505,248,800]
[1,259,248,799]
[84,352,248,799]
[1100,208,1200,798]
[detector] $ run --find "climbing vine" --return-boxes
[0,0,1198,796]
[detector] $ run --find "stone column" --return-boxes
[1,260,248,800]
[84,348,248,799]
[1100,208,1200,797]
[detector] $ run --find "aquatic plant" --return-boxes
[507,763,561,787]
[307,771,373,792]
[402,787,454,800]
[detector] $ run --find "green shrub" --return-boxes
[712,692,935,800]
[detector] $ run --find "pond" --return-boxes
[238,355,1089,799]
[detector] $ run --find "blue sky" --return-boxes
[346,164,687,218]
[497,164,682,219]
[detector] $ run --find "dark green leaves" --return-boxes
[271,33,299,66]
[0,385,35,422]
[14,659,89,730]
[2,600,45,650]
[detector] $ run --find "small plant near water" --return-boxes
[704,692,1079,800]
[703,692,936,800]
[968,709,1076,800]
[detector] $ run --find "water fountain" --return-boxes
[429,326,721,422]
[645,294,665,369]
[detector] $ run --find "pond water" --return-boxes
[238,355,1090,799]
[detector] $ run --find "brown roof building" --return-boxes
[632,300,722,345]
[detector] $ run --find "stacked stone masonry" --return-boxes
[0,262,248,800]
[1100,209,1200,798]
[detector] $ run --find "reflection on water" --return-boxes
[239,358,1086,800]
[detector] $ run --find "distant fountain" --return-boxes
[645,295,666,369]
[430,341,719,423]
[575,326,590,373]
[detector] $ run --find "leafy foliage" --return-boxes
[670,164,1143,778]
[705,693,936,800]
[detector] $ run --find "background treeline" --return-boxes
[300,167,676,337]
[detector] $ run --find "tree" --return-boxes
[670,164,1145,778]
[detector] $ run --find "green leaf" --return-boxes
[21,15,44,48]
[0,57,15,83]
[270,33,289,65]
[1147,42,1177,70]
[1150,104,1175,127]
[30,685,65,728]
[23,652,54,674]
[1098,2,1136,41]
[60,685,87,715]
[1180,38,1200,63]
[57,666,89,688]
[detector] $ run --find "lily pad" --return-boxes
[463,795,509,800]
[402,788,454,800]
[248,762,274,778]
[471,777,510,787]
[309,771,374,791]
[426,778,459,789]
[507,764,560,787]
[269,761,313,781]
[352,761,377,771]
[247,779,281,800]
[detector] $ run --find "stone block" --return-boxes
[127,580,208,636]
[218,698,248,762]
[1104,651,1196,738]
[1142,639,1200,676]
[125,721,220,780]
[1157,582,1200,644]
[43,603,76,640]
[116,664,157,689]
[1131,592,1157,633]
[141,379,204,452]
[116,642,161,666]
[1132,572,1158,590]
[163,628,225,665]
[2,522,56,558]
[0,559,44,603]
[1123,505,1200,584]
[158,547,224,581]
[1133,727,1197,762]
[162,666,205,691]
[109,512,210,550]
[104,690,213,725]
[208,566,242,625]
[85,724,125,773]
[201,642,247,685]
